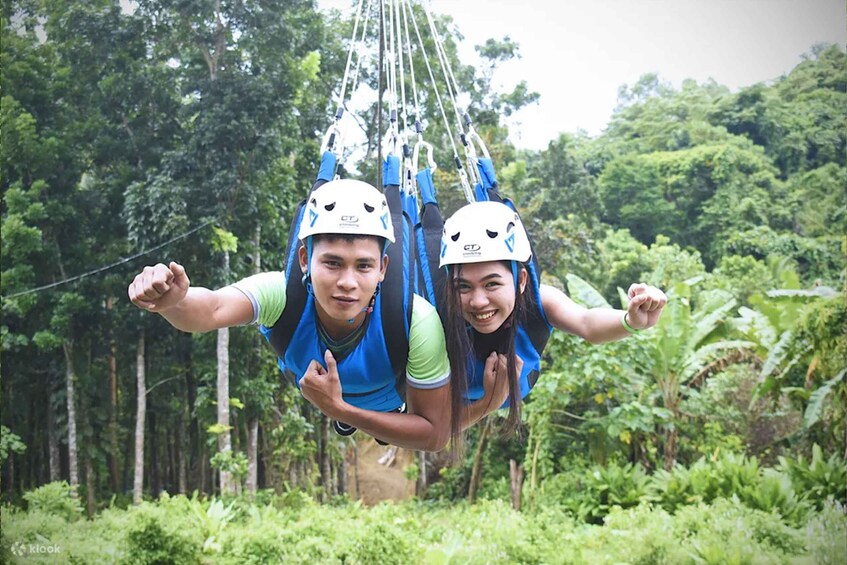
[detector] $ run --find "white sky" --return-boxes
[318,0,847,150]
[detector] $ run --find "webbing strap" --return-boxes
[382,155,413,390]
[484,186,552,355]
[415,175,447,322]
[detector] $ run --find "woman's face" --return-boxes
[453,261,527,334]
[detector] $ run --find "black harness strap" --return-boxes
[484,186,552,357]
[382,182,414,394]
[266,177,330,373]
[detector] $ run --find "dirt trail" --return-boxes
[347,438,416,505]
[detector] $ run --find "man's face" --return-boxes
[300,237,387,333]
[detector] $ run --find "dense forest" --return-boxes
[1,0,845,562]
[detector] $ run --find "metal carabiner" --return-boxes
[412,137,437,173]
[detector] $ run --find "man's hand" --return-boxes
[128,262,190,313]
[482,352,524,408]
[299,350,345,419]
[625,283,668,330]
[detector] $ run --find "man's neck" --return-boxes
[315,305,367,341]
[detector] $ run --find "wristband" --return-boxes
[621,312,642,334]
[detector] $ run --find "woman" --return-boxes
[439,201,667,433]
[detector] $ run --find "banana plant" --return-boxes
[639,281,755,470]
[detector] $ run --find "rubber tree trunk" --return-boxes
[106,297,120,492]
[133,330,146,505]
[320,415,331,501]
[245,417,259,495]
[62,342,79,496]
[47,394,61,482]
[243,225,261,497]
[217,249,235,495]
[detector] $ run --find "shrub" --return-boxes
[122,502,201,565]
[804,499,847,565]
[22,481,83,522]
[778,444,847,510]
[565,462,651,523]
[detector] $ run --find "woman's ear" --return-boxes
[298,244,308,274]
[519,267,528,294]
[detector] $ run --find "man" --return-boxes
[128,179,452,451]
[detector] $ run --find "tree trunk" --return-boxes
[106,297,120,493]
[664,427,677,471]
[243,225,262,496]
[85,457,96,518]
[468,419,491,504]
[176,414,187,494]
[416,451,428,496]
[149,402,160,495]
[184,336,198,492]
[62,342,79,496]
[47,394,61,483]
[217,250,235,495]
[245,417,259,495]
[509,459,524,511]
[320,415,331,501]
[353,444,360,498]
[528,431,541,511]
[133,331,146,505]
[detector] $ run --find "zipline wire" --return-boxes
[2,220,216,299]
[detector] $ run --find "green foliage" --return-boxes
[649,452,813,525]
[777,444,847,510]
[556,462,651,523]
[22,482,83,522]
[210,450,249,485]
[0,425,26,464]
[804,499,847,565]
[3,488,843,564]
[123,502,201,565]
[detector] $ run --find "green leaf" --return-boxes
[211,226,238,253]
[565,274,610,308]
[804,369,846,428]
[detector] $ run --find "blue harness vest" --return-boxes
[259,291,404,412]
[465,322,548,407]
[264,152,413,414]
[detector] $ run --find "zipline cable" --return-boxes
[2,220,216,299]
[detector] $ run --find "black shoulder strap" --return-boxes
[381,165,413,387]
[266,174,331,359]
[416,198,447,323]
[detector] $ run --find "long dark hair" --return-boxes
[444,261,531,437]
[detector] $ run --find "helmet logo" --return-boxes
[380,211,389,230]
[341,215,358,223]
[505,233,515,252]
[462,242,481,258]
[308,209,318,227]
[440,241,447,258]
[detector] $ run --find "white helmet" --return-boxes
[440,201,531,267]
[298,179,395,243]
